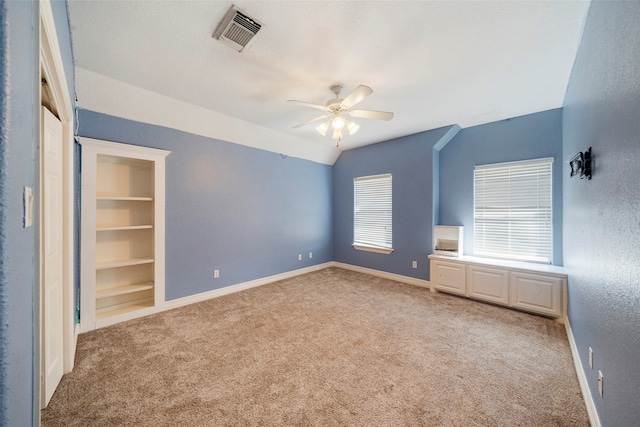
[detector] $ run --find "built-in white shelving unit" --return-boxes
[80,138,170,331]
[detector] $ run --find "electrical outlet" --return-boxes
[589,347,593,369]
[598,370,604,397]
[298,254,302,261]
[412,261,417,269]
[213,269,220,279]
[309,252,313,259]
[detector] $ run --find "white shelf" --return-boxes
[96,282,154,299]
[97,196,153,201]
[96,258,155,270]
[96,225,153,232]
[429,254,566,275]
[95,299,154,320]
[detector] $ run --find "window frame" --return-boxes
[353,173,393,254]
[473,157,553,264]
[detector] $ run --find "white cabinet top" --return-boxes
[429,254,566,277]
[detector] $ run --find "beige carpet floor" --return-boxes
[42,267,589,426]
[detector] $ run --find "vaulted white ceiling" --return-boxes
[68,1,591,164]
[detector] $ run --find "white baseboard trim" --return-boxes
[163,262,429,313]
[86,262,426,332]
[164,262,334,310]
[565,318,600,427]
[64,323,81,374]
[332,262,431,289]
[72,323,80,367]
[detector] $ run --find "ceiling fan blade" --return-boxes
[287,99,328,111]
[340,85,373,108]
[349,109,394,121]
[293,114,331,128]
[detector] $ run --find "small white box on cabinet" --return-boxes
[434,226,463,257]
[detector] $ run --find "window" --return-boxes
[474,158,553,264]
[353,173,393,254]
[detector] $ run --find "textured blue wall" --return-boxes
[562,1,640,425]
[77,110,333,300]
[333,127,455,280]
[439,109,564,265]
[0,1,40,425]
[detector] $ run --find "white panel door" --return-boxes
[467,265,509,305]
[510,271,562,317]
[433,261,466,295]
[41,106,64,408]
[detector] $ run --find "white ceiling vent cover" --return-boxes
[212,5,263,53]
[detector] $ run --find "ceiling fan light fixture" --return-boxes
[332,116,346,130]
[332,128,343,141]
[316,121,330,136]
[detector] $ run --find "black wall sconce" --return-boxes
[569,147,592,180]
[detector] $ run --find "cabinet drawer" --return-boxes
[467,265,509,305]
[433,261,466,295]
[510,272,562,317]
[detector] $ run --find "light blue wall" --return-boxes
[50,0,75,103]
[562,1,640,425]
[77,110,333,300]
[0,1,40,425]
[333,126,456,280]
[439,109,564,265]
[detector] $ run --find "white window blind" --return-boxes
[474,158,553,264]
[354,174,392,251]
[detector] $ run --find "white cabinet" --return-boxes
[428,255,566,320]
[80,138,170,331]
[467,265,509,306]
[432,260,466,295]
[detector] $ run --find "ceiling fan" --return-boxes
[288,85,394,147]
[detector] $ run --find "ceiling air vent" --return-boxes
[212,5,263,52]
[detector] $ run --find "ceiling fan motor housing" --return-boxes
[326,98,346,114]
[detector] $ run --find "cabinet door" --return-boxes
[509,272,562,317]
[433,261,466,295]
[467,265,509,305]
